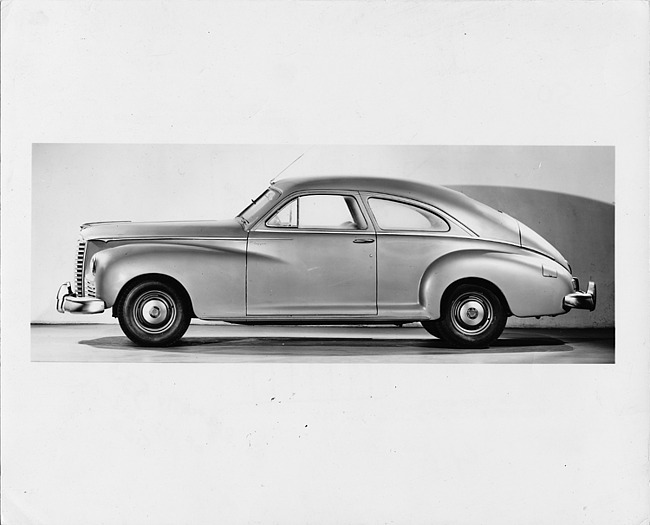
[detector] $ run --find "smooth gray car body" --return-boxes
[57,176,596,347]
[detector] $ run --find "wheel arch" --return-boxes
[419,249,529,320]
[111,273,195,318]
[438,277,511,319]
[93,241,246,318]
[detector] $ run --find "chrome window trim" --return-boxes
[252,190,372,232]
[237,186,283,228]
[359,191,477,237]
[366,196,452,233]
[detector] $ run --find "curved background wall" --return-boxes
[446,186,614,328]
[32,144,614,328]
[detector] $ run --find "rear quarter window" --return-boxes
[368,197,450,232]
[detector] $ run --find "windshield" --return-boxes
[237,187,281,227]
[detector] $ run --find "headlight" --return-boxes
[90,255,97,275]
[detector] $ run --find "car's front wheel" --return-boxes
[421,319,443,340]
[431,284,507,348]
[117,280,191,346]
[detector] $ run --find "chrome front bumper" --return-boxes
[56,282,105,314]
[563,278,596,311]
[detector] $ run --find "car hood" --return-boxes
[79,219,246,241]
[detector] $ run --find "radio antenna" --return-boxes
[270,151,306,184]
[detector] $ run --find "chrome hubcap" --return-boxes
[141,299,168,325]
[459,301,485,326]
[133,291,176,334]
[450,293,493,336]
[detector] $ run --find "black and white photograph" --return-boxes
[33,144,613,364]
[2,2,648,524]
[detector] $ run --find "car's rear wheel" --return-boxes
[117,280,191,347]
[433,284,507,348]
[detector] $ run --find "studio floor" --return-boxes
[31,323,614,364]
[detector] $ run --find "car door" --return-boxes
[362,194,470,317]
[246,192,377,316]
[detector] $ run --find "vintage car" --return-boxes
[56,176,596,348]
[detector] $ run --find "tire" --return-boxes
[117,279,191,347]
[435,284,507,348]
[421,319,444,340]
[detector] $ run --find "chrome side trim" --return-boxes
[92,235,247,242]
[375,231,476,239]
[93,236,248,242]
[376,232,563,263]
[251,228,371,236]
[207,315,432,323]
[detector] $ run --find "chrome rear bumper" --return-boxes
[56,282,105,314]
[563,279,596,311]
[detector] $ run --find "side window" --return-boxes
[267,199,298,227]
[266,195,366,230]
[368,198,449,232]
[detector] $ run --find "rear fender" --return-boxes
[419,248,574,319]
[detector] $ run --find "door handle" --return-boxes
[353,238,375,244]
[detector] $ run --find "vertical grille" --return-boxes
[75,241,86,295]
[85,280,96,298]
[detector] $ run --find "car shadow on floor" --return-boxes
[78,335,571,356]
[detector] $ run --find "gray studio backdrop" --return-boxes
[32,144,614,328]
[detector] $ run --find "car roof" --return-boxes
[274,174,445,194]
[271,175,520,243]
[273,175,474,212]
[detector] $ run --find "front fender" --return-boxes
[92,240,247,317]
[419,248,574,319]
